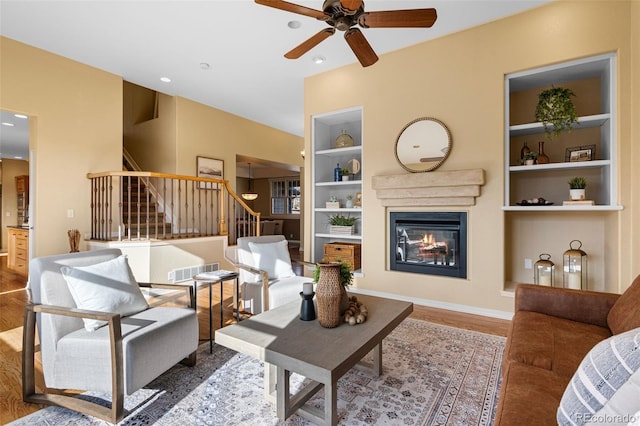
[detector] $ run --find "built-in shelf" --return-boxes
[312,106,364,273]
[509,159,610,172]
[509,113,610,137]
[502,205,623,212]
[503,52,618,292]
[315,208,362,213]
[316,146,362,157]
[316,180,363,187]
[315,233,362,240]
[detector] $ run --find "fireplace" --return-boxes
[390,212,467,278]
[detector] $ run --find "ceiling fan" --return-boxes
[255,0,437,67]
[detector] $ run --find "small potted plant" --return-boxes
[521,151,537,166]
[535,86,578,139]
[328,213,358,235]
[326,195,339,209]
[568,176,587,200]
[345,194,354,208]
[341,167,351,181]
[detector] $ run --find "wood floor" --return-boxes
[0,254,510,424]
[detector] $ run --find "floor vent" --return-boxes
[168,263,219,282]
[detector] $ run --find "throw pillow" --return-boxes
[557,327,640,425]
[248,240,295,280]
[61,255,149,331]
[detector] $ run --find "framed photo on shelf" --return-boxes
[565,144,596,162]
[197,156,223,189]
[354,191,362,207]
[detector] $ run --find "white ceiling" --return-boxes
[0,0,548,161]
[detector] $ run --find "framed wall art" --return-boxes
[565,144,596,162]
[197,156,223,189]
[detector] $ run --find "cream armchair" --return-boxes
[22,249,199,423]
[226,235,314,314]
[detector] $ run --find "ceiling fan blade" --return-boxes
[285,28,336,59]
[344,28,378,67]
[255,0,327,20]
[340,0,363,14]
[358,9,437,28]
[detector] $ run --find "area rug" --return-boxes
[10,318,505,426]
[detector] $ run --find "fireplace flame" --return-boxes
[420,233,447,253]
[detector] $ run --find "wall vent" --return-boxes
[168,263,219,282]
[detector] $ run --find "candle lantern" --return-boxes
[534,253,554,286]
[563,240,587,290]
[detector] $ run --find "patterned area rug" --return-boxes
[11,318,505,426]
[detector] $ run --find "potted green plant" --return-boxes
[521,151,538,165]
[326,195,339,209]
[341,167,350,181]
[345,194,354,208]
[314,261,353,288]
[535,86,578,139]
[328,213,358,235]
[568,176,587,200]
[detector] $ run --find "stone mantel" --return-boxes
[372,169,485,207]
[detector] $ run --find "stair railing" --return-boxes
[87,171,260,243]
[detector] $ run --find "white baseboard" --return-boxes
[348,287,513,321]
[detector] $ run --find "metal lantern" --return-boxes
[563,240,587,290]
[534,253,555,286]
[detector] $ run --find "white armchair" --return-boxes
[22,249,199,423]
[226,235,313,314]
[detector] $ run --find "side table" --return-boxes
[192,270,239,353]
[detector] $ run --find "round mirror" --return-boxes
[395,117,452,172]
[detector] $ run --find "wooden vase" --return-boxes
[315,263,343,328]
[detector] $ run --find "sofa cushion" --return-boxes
[248,240,295,280]
[51,306,198,394]
[608,275,640,335]
[495,362,569,426]
[61,255,148,331]
[557,327,640,425]
[504,311,611,377]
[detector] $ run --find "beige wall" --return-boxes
[174,97,303,192]
[1,36,302,259]
[304,1,638,314]
[1,37,123,256]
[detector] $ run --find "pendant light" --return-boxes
[241,163,258,201]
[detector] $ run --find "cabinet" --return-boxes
[8,227,29,275]
[16,175,29,225]
[504,53,619,211]
[311,107,363,274]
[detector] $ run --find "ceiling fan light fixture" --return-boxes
[287,20,301,29]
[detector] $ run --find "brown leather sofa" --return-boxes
[494,275,640,425]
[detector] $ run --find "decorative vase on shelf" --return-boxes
[520,142,530,161]
[334,129,354,148]
[315,263,343,328]
[537,141,550,164]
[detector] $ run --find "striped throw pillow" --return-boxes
[557,327,640,425]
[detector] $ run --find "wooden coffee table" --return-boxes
[214,294,413,425]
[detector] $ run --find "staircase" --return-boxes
[121,176,173,239]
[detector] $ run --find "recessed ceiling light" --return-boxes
[200,62,210,70]
[160,77,171,83]
[14,114,28,119]
[2,122,15,126]
[14,156,23,159]
[312,55,325,64]
[288,20,301,29]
